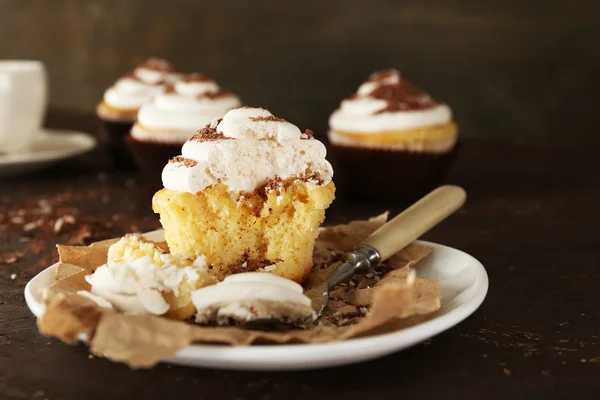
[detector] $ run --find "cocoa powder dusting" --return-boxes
[250,115,287,123]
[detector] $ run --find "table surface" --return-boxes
[1,117,599,399]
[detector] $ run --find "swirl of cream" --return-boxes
[102,58,180,110]
[192,272,313,323]
[329,69,452,133]
[83,255,205,315]
[131,74,241,143]
[161,107,333,193]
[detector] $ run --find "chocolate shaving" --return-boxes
[352,70,441,114]
[370,81,437,113]
[189,125,232,142]
[301,129,314,140]
[252,176,292,201]
[263,177,284,197]
[250,115,287,123]
[198,90,235,100]
[181,73,211,82]
[164,83,233,100]
[302,171,325,185]
[168,156,198,168]
[122,72,166,86]
[163,84,176,94]
[367,69,398,83]
[138,58,176,72]
[227,253,280,274]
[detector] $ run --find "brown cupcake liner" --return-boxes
[125,135,183,193]
[96,118,137,170]
[329,141,459,205]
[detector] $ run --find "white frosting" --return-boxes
[356,72,401,96]
[102,60,180,110]
[77,290,114,309]
[130,126,197,144]
[162,107,333,193]
[132,75,241,142]
[83,255,206,315]
[191,272,311,319]
[329,70,452,133]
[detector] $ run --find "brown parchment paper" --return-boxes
[38,214,440,368]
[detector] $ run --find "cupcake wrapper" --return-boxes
[97,118,137,170]
[125,135,183,193]
[329,142,459,205]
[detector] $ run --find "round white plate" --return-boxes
[24,230,488,371]
[0,128,96,177]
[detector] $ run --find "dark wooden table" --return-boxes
[1,117,599,399]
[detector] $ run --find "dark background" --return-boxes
[2,2,600,398]
[1,0,598,144]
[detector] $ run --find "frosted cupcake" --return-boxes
[152,107,335,283]
[96,58,180,168]
[126,73,241,188]
[328,70,458,203]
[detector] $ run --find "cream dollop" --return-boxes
[161,107,333,193]
[83,255,207,315]
[102,58,180,110]
[329,69,452,133]
[191,272,312,322]
[132,74,241,143]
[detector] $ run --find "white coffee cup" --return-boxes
[0,60,47,153]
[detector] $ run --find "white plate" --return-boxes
[24,230,488,371]
[0,129,96,177]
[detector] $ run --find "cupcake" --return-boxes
[152,107,335,283]
[328,70,458,203]
[96,58,179,169]
[126,73,241,189]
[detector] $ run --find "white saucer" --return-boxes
[24,229,488,371]
[0,129,96,177]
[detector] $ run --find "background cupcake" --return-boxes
[96,58,179,169]
[126,72,241,189]
[328,69,458,203]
